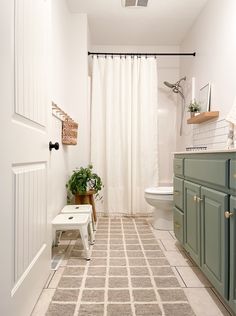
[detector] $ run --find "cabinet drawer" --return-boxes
[174,177,184,210]
[173,207,184,244]
[174,158,184,176]
[230,160,236,190]
[185,159,228,188]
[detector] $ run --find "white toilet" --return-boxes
[144,186,173,230]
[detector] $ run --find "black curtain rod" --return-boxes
[88,51,196,57]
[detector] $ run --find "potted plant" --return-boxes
[66,164,103,204]
[188,100,201,117]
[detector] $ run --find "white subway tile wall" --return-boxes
[192,119,228,149]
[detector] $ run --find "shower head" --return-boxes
[163,81,175,89]
[164,77,186,95]
[164,76,187,137]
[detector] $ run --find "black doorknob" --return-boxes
[49,141,59,151]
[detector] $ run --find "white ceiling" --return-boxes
[67,0,208,46]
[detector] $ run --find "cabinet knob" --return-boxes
[193,195,198,202]
[224,211,234,219]
[174,222,181,229]
[174,191,180,196]
[197,197,203,203]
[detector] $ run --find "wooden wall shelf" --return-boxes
[187,111,219,124]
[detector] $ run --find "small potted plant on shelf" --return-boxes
[66,164,103,204]
[188,100,201,118]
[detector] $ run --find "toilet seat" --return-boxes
[145,186,173,195]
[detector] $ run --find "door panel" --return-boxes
[201,187,228,299]
[12,164,46,287]
[15,0,48,127]
[184,181,201,265]
[0,0,51,315]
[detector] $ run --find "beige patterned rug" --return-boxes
[46,217,196,316]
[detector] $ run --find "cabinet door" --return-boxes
[184,181,201,265]
[201,187,228,299]
[229,196,236,313]
[174,177,184,210]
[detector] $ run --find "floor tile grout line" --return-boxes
[174,266,188,288]
[159,239,168,252]
[134,219,166,316]
[45,271,56,289]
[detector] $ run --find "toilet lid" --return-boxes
[145,186,173,195]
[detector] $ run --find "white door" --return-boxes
[0,0,51,315]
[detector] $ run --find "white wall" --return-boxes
[49,0,90,220]
[178,0,236,150]
[90,45,180,185]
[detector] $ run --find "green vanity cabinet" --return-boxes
[174,151,236,314]
[184,181,201,265]
[229,196,236,311]
[200,187,228,299]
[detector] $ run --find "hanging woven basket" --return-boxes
[62,119,78,145]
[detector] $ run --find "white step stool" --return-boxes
[52,213,91,260]
[61,204,95,243]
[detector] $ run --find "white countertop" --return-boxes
[174,149,236,154]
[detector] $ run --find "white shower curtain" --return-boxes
[90,55,158,215]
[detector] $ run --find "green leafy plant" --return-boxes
[66,164,103,201]
[188,100,201,112]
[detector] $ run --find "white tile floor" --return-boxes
[32,218,234,316]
